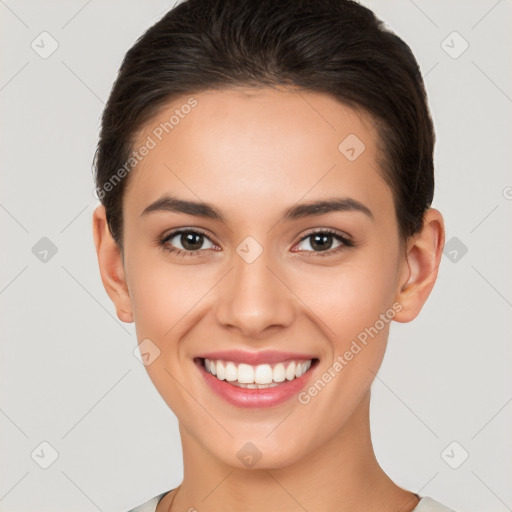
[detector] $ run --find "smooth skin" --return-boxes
[93,87,444,512]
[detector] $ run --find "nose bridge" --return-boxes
[214,237,294,336]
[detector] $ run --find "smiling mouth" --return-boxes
[195,357,319,389]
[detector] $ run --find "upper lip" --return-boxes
[195,350,317,366]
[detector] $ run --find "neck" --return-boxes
[161,392,419,512]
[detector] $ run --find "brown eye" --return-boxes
[178,231,206,251]
[160,229,216,255]
[307,233,336,251]
[294,229,354,256]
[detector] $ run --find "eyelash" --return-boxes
[158,228,355,258]
[297,228,355,257]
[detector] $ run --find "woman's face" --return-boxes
[120,87,408,468]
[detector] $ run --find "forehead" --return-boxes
[125,87,391,220]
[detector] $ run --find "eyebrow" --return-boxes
[140,194,374,222]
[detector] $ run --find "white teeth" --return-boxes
[254,364,273,384]
[225,362,238,382]
[272,363,286,383]
[203,358,313,386]
[285,361,296,381]
[216,361,226,380]
[231,381,280,389]
[237,363,254,384]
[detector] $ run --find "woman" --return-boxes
[92,0,453,510]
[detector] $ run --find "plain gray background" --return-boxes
[1,1,511,511]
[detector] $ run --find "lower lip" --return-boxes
[195,358,317,408]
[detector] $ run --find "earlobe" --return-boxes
[92,205,134,323]
[393,208,445,323]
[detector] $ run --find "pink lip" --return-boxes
[195,349,316,365]
[194,357,318,409]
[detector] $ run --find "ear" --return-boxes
[92,205,134,323]
[393,208,445,323]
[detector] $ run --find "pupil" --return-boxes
[182,232,203,250]
[311,234,332,251]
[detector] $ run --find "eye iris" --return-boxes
[181,232,203,251]
[311,233,333,251]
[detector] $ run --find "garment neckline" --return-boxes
[157,489,431,511]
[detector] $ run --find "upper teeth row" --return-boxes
[205,359,312,384]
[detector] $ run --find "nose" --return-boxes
[213,242,295,338]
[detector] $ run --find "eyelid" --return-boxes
[297,227,353,244]
[161,226,217,244]
[158,227,219,257]
[292,227,354,255]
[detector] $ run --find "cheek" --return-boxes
[291,261,397,438]
[292,255,399,343]
[126,251,206,338]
